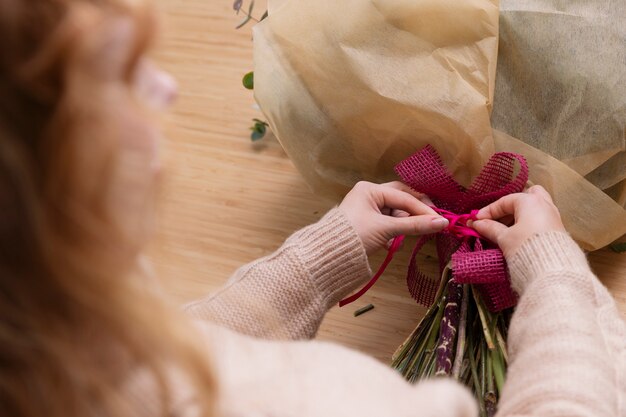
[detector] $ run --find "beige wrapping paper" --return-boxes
[493,0,626,188]
[493,130,625,250]
[253,0,626,250]
[255,0,500,191]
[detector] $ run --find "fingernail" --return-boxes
[432,218,449,228]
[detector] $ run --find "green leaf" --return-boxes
[250,119,268,141]
[242,71,254,89]
[251,130,264,141]
[609,242,626,253]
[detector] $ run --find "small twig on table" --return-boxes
[353,303,375,317]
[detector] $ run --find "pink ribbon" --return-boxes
[339,145,528,312]
[432,207,481,239]
[339,235,405,307]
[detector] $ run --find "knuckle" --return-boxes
[526,193,543,205]
[354,180,371,190]
[388,181,406,189]
[549,202,561,217]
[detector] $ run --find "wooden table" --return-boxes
[150,0,626,363]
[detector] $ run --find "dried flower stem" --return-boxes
[353,304,375,317]
[435,280,462,375]
[491,348,506,395]
[452,284,469,379]
[468,330,487,417]
[472,286,495,349]
[495,328,508,364]
[392,263,510,413]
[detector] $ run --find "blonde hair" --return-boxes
[0,1,216,416]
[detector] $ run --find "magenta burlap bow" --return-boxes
[340,145,528,312]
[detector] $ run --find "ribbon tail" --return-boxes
[407,235,440,306]
[339,235,405,307]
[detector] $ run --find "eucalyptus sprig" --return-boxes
[242,71,254,90]
[233,0,268,29]
[250,119,269,141]
[240,72,269,141]
[235,3,270,141]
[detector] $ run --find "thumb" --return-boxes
[386,215,449,237]
[472,219,507,244]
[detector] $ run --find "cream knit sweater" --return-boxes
[183,209,626,417]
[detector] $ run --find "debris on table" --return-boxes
[353,304,375,317]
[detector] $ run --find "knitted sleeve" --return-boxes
[182,208,372,340]
[496,231,626,417]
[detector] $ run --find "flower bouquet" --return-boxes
[335,144,528,414]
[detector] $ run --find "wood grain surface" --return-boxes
[149,0,626,363]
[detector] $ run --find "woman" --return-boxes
[1,0,624,416]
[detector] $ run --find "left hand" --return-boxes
[338,181,449,255]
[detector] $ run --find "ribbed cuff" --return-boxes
[507,231,590,295]
[287,208,372,309]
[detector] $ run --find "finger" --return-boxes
[381,182,435,207]
[381,181,421,196]
[382,208,409,217]
[472,219,508,244]
[390,209,410,218]
[374,185,438,216]
[417,193,435,207]
[386,215,449,236]
[476,194,524,220]
[527,185,554,203]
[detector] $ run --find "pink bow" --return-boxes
[340,145,528,312]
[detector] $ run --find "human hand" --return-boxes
[472,185,566,258]
[338,181,449,255]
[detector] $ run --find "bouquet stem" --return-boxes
[392,267,511,413]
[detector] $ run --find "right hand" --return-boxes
[472,185,566,258]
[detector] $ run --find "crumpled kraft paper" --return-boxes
[253,0,626,250]
[605,180,626,209]
[493,0,626,189]
[493,130,625,250]
[255,0,500,190]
